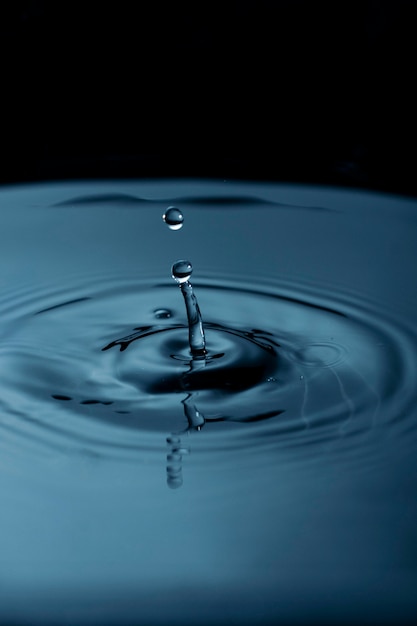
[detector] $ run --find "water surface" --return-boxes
[1,180,417,625]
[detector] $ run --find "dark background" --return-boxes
[1,1,416,195]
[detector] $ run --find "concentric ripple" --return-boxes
[1,274,416,462]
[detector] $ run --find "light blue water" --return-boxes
[1,180,417,625]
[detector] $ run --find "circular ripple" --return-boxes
[291,342,348,367]
[0,275,416,462]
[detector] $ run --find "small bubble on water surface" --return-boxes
[154,308,172,319]
[163,207,184,230]
[172,260,193,284]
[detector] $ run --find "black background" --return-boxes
[1,1,416,195]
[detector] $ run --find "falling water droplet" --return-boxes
[154,308,172,319]
[163,207,184,230]
[172,260,193,284]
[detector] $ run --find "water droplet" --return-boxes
[172,260,193,284]
[154,308,172,319]
[163,207,184,230]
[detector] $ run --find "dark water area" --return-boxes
[1,180,417,625]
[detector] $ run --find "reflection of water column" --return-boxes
[166,435,184,489]
[182,393,205,431]
[166,394,205,489]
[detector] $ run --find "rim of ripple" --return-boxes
[0,270,416,466]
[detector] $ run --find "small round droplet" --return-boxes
[172,260,193,284]
[154,308,172,319]
[163,207,184,230]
